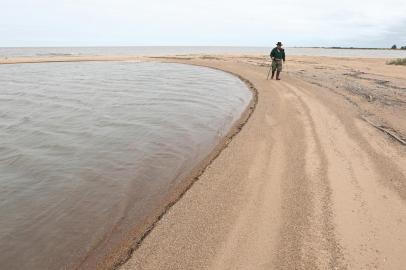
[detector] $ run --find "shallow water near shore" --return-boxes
[0,61,251,269]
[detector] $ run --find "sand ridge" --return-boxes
[120,56,406,270]
[2,55,406,269]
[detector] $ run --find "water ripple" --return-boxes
[0,61,251,270]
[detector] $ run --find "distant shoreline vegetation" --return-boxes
[292,46,406,50]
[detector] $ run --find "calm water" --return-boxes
[1,46,406,58]
[0,61,251,269]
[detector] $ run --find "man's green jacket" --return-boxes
[270,47,286,61]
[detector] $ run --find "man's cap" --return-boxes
[276,42,283,46]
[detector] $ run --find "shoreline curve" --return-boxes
[1,56,259,270]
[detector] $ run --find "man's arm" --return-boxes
[282,50,286,62]
[270,48,275,60]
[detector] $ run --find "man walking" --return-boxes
[270,42,286,80]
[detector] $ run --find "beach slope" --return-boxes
[120,56,406,270]
[2,55,405,269]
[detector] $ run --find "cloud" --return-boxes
[1,0,405,47]
[372,20,406,47]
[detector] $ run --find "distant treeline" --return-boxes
[293,46,406,50]
[391,45,406,50]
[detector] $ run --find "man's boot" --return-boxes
[271,70,275,79]
[276,71,281,80]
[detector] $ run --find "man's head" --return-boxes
[276,42,283,48]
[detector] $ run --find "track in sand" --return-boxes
[121,58,406,270]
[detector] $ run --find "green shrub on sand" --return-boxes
[387,58,406,65]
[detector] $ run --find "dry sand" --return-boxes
[120,56,406,270]
[2,54,406,269]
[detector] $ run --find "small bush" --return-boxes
[387,58,406,65]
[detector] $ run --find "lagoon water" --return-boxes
[0,61,251,269]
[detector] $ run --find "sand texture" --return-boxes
[121,55,406,270]
[2,54,406,269]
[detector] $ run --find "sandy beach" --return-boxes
[3,54,406,269]
[121,55,406,270]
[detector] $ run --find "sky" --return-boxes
[1,0,406,48]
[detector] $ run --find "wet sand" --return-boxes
[3,54,406,269]
[121,55,406,270]
[0,61,253,270]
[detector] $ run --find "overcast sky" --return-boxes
[2,0,406,47]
